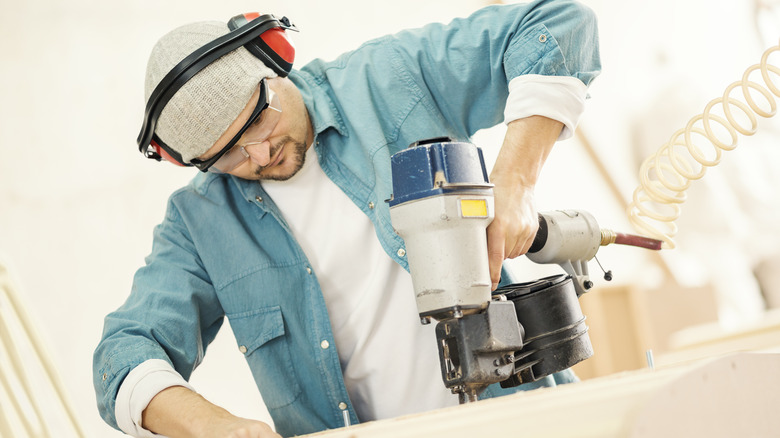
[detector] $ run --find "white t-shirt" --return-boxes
[262,146,458,421]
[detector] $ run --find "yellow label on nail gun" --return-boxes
[460,199,488,218]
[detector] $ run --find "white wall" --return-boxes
[1,0,778,436]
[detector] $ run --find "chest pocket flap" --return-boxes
[228,305,285,354]
[227,305,302,408]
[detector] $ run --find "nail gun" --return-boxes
[387,138,661,403]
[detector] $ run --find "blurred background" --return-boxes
[0,0,778,436]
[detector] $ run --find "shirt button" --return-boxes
[239,345,248,354]
[306,267,312,274]
[102,373,107,381]
[338,402,348,410]
[255,196,263,203]
[538,34,547,43]
[320,340,330,349]
[368,202,375,210]
[397,248,406,257]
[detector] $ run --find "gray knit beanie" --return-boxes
[144,21,276,163]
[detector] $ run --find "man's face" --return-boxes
[198,77,314,180]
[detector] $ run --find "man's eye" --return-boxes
[250,116,265,128]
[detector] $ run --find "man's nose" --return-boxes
[243,141,272,166]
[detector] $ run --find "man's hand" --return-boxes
[143,386,281,438]
[487,115,563,290]
[200,416,280,438]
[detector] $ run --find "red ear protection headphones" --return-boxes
[136,13,297,167]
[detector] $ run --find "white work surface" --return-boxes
[301,352,780,438]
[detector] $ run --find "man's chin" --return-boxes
[257,164,301,181]
[254,142,307,181]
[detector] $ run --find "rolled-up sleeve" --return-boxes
[93,198,224,431]
[388,0,601,137]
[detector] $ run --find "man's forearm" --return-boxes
[143,386,279,438]
[491,115,561,189]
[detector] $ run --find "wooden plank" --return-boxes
[302,353,780,438]
[659,308,780,365]
[573,283,719,380]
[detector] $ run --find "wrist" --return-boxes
[143,386,230,438]
[490,116,561,187]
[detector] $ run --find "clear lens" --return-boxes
[210,87,282,173]
[240,93,282,145]
[208,145,251,174]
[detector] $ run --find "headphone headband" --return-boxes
[137,14,297,164]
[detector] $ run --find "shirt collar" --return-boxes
[289,67,349,138]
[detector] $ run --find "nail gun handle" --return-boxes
[528,213,548,254]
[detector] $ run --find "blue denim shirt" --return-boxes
[94,1,600,436]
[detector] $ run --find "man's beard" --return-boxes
[254,136,308,181]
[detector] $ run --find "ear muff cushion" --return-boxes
[260,28,295,66]
[152,139,187,166]
[229,13,295,76]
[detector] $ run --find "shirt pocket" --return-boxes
[227,305,302,409]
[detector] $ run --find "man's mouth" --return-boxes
[265,143,286,169]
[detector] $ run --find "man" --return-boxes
[94,0,601,437]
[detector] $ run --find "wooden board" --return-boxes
[659,308,780,365]
[302,352,780,438]
[572,283,719,379]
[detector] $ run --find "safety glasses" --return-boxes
[191,80,282,173]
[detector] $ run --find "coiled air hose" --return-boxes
[627,41,780,249]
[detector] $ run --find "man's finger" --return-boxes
[506,220,538,259]
[486,223,506,290]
